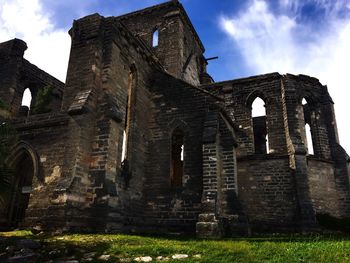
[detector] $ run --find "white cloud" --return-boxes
[221,1,297,73]
[220,0,350,153]
[0,0,70,82]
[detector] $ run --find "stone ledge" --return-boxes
[12,114,70,130]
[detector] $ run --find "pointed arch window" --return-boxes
[302,98,307,106]
[21,88,32,108]
[301,98,315,155]
[152,29,159,47]
[121,69,135,163]
[252,97,269,154]
[171,128,184,187]
[252,97,265,118]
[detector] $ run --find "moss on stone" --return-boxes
[32,86,53,114]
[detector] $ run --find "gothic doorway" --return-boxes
[7,152,34,228]
[4,143,38,229]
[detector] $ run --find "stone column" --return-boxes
[196,112,223,238]
[0,39,27,115]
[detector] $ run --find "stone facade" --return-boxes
[0,0,349,237]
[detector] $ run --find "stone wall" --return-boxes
[203,72,350,232]
[307,158,341,216]
[202,73,288,157]
[0,113,73,229]
[0,39,64,117]
[140,71,227,234]
[237,156,297,232]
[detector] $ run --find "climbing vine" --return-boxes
[0,98,8,110]
[32,85,53,114]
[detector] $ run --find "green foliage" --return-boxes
[1,232,350,262]
[32,85,53,114]
[0,122,17,207]
[0,98,9,110]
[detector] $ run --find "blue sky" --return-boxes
[1,0,350,153]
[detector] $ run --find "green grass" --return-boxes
[1,231,350,262]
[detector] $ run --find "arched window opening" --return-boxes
[305,123,314,155]
[121,70,135,163]
[252,97,265,117]
[21,88,32,108]
[171,128,184,187]
[301,98,315,155]
[152,29,159,47]
[7,152,34,228]
[252,97,269,154]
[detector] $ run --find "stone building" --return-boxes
[0,0,349,237]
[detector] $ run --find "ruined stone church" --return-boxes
[0,0,349,237]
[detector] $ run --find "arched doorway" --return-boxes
[5,143,38,228]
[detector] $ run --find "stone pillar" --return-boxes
[196,112,223,238]
[45,13,108,231]
[281,76,317,230]
[324,101,350,217]
[293,153,317,230]
[0,38,27,115]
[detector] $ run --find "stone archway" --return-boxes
[5,142,39,228]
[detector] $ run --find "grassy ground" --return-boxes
[1,231,350,262]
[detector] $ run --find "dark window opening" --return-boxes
[152,29,159,47]
[252,97,269,154]
[253,116,268,154]
[171,128,184,187]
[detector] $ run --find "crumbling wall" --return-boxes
[0,113,75,230]
[0,39,64,117]
[203,72,350,232]
[202,73,288,157]
[283,74,350,219]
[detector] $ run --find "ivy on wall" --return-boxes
[32,86,53,114]
[0,99,8,110]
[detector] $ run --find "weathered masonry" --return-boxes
[0,0,349,237]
